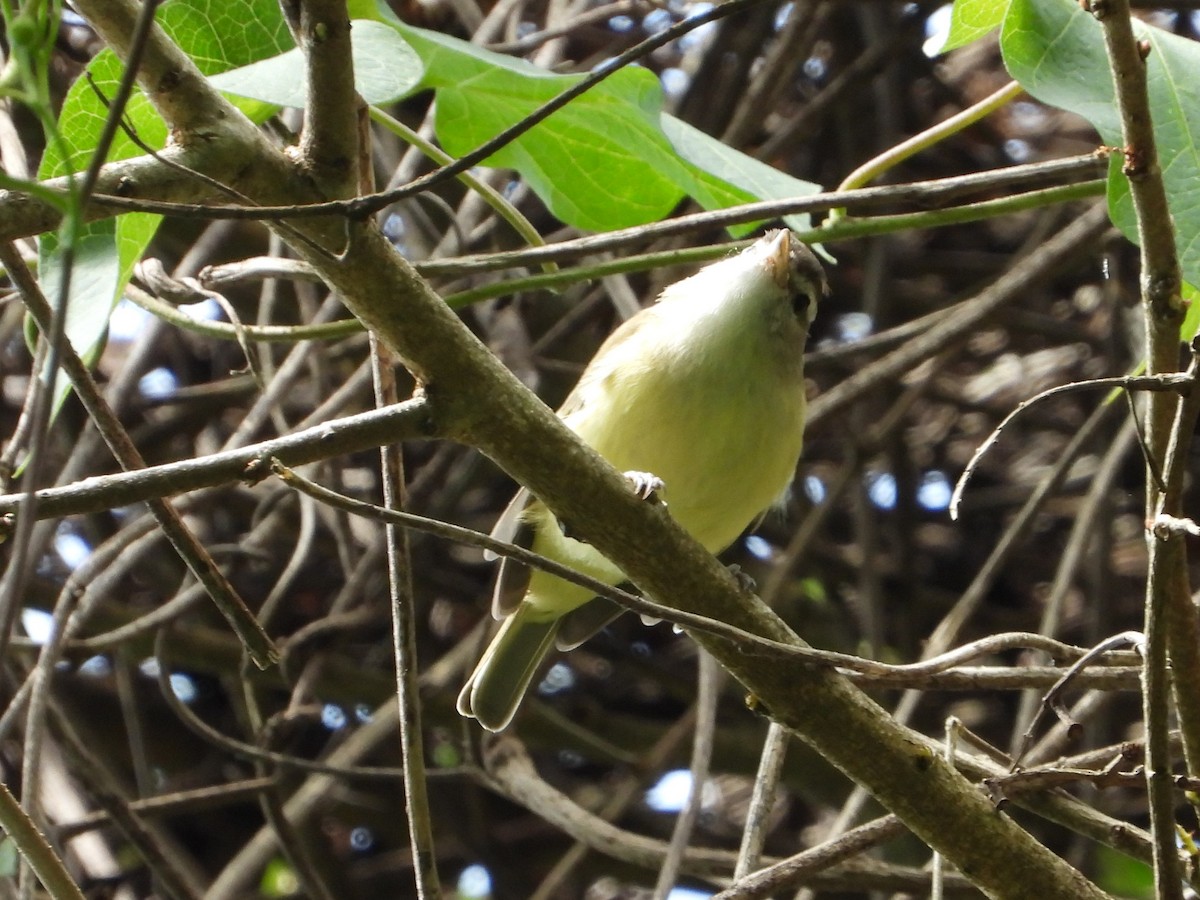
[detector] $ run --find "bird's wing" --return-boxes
[487,487,531,557]
[488,488,534,617]
[556,596,626,650]
[557,307,659,422]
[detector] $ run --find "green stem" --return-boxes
[0,780,86,900]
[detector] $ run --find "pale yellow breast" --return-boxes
[564,342,806,554]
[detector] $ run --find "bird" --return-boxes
[458,229,827,731]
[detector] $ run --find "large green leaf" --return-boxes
[395,24,690,230]
[1001,0,1200,293]
[390,21,823,232]
[33,0,293,409]
[35,220,122,408]
[941,0,1006,53]
[660,115,819,236]
[210,20,422,108]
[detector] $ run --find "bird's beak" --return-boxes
[762,229,793,291]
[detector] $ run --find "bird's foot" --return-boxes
[624,470,665,503]
[557,471,665,541]
[727,564,756,592]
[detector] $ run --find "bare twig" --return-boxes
[654,653,722,898]
[1094,0,1189,895]
[950,371,1190,519]
[0,246,277,668]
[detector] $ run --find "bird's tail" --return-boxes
[457,609,559,732]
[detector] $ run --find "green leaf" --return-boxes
[1181,282,1200,343]
[32,0,294,414]
[660,115,820,236]
[40,0,291,180]
[1001,0,1119,136]
[942,0,1007,53]
[210,20,422,108]
[1001,0,1200,293]
[35,221,122,413]
[393,23,824,232]
[397,25,687,230]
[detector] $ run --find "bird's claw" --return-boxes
[624,470,665,503]
[727,564,756,592]
[558,471,666,541]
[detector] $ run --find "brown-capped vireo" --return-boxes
[458,230,827,731]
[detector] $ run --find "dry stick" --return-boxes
[275,462,1144,679]
[1153,346,1200,771]
[483,737,959,892]
[0,246,278,668]
[3,239,274,898]
[843,666,1139,692]
[301,0,447,874]
[487,1,648,53]
[152,631,405,781]
[1022,692,1116,771]
[815,367,1121,865]
[1011,632,1146,770]
[46,700,204,900]
[654,654,723,898]
[733,722,789,879]
[249,722,338,900]
[0,0,164,700]
[808,203,1110,429]
[233,532,337,892]
[0,397,435,520]
[54,778,276,841]
[717,815,908,900]
[65,148,1104,236]
[372,336,441,897]
[949,373,1187,519]
[1094,2,1190,896]
[934,399,1118,673]
[0,527,188,742]
[0,338,46,488]
[755,7,920,162]
[722,0,830,147]
[203,700,407,900]
[399,156,1110,277]
[1009,418,1139,756]
[0,483,311,745]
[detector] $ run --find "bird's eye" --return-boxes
[791,288,816,323]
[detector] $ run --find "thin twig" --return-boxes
[0,246,278,668]
[733,722,789,879]
[1011,632,1145,770]
[1093,0,1188,894]
[372,338,441,896]
[654,653,722,898]
[715,815,908,899]
[0,397,436,520]
[950,371,1190,519]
